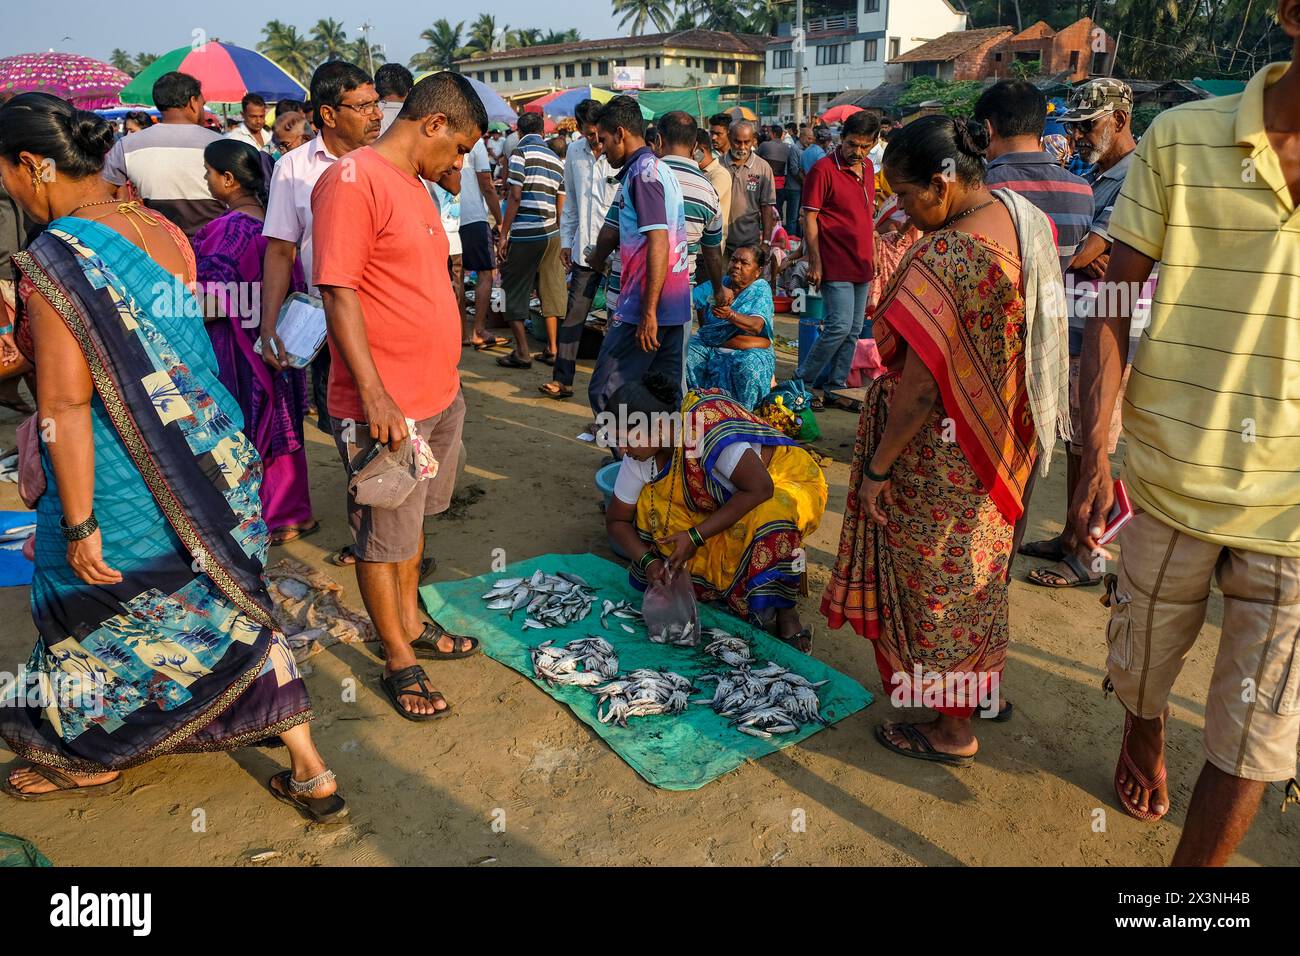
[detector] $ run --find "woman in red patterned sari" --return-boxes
[822,116,1068,765]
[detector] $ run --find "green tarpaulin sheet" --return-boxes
[0,833,52,867]
[420,553,872,790]
[638,87,724,121]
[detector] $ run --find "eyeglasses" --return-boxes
[334,99,382,116]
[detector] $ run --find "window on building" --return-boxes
[815,43,851,66]
[582,61,592,76]
[554,65,562,79]
[704,58,718,73]
[864,39,877,62]
[644,57,651,69]
[865,0,879,10]
[533,66,541,79]
[994,52,1003,62]
[566,63,575,77]
[490,69,499,83]
[656,56,661,69]
[1069,50,1080,71]
[504,68,512,81]
[599,60,609,75]
[477,71,485,81]
[889,37,900,59]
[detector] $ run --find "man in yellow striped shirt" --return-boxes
[1072,1,1300,866]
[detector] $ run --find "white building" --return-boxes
[764,0,967,120]
[456,30,768,98]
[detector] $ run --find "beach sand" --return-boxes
[1,318,1295,867]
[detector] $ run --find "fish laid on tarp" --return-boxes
[481,571,600,629]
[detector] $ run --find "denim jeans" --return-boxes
[781,185,802,236]
[795,280,870,390]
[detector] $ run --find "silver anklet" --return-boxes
[288,768,335,795]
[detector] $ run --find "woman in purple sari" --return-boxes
[195,140,316,544]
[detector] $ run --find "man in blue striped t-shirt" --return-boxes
[497,111,566,369]
[975,80,1095,589]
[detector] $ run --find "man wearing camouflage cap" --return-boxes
[1020,77,1149,590]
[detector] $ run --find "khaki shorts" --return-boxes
[1104,511,1300,781]
[1067,355,1129,455]
[332,391,466,563]
[537,235,567,318]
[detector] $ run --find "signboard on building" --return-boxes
[612,66,645,90]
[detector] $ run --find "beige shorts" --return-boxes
[1104,511,1300,781]
[538,236,567,318]
[1067,355,1129,455]
[332,391,466,563]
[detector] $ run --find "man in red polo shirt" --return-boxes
[313,72,487,722]
[797,111,879,410]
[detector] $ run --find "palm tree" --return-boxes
[310,18,350,63]
[410,19,466,72]
[746,0,782,34]
[109,48,134,74]
[540,28,582,45]
[133,52,159,74]
[513,28,544,48]
[258,21,315,84]
[464,14,505,56]
[346,38,385,72]
[612,0,674,35]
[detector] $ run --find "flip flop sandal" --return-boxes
[777,627,814,653]
[538,383,574,400]
[1018,536,1066,560]
[535,352,557,366]
[1026,553,1102,588]
[327,546,357,567]
[810,395,826,411]
[1114,710,1168,822]
[988,699,1014,723]
[270,520,321,546]
[2,765,125,801]
[497,353,533,369]
[268,769,349,824]
[379,664,453,722]
[874,722,976,767]
[473,336,501,351]
[378,622,481,661]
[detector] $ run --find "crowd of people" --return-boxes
[0,0,1296,867]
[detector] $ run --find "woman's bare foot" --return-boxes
[6,765,119,795]
[1117,708,1169,818]
[774,607,812,652]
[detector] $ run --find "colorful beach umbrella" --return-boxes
[526,86,651,120]
[118,42,304,107]
[0,52,131,109]
[819,104,864,124]
[415,72,516,125]
[724,105,758,122]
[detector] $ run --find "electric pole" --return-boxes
[359,21,375,77]
[793,0,805,127]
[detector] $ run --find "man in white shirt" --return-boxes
[374,63,414,134]
[459,135,504,347]
[539,99,619,399]
[259,61,379,439]
[225,92,270,151]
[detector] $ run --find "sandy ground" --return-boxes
[0,315,1295,868]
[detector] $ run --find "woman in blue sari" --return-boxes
[686,245,776,410]
[0,94,344,822]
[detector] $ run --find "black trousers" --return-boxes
[553,265,602,388]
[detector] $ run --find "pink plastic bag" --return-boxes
[16,413,46,509]
[642,570,700,647]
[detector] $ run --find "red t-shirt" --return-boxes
[802,151,876,284]
[311,146,460,422]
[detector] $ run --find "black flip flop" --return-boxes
[538,383,574,400]
[497,353,533,369]
[268,770,349,824]
[985,699,1014,723]
[874,722,975,767]
[472,335,501,351]
[270,520,321,546]
[327,545,356,567]
[2,765,125,801]
[1026,553,1102,588]
[379,664,453,722]
[535,352,556,366]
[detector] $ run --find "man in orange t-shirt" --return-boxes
[312,71,487,722]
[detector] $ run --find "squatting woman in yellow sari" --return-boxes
[604,373,827,651]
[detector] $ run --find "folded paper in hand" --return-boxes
[254,292,327,369]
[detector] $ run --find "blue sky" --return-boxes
[3,1,626,67]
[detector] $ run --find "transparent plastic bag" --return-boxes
[642,570,700,647]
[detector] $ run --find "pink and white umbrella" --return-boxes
[0,52,132,109]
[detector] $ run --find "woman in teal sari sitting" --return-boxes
[0,94,344,822]
[686,244,776,410]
